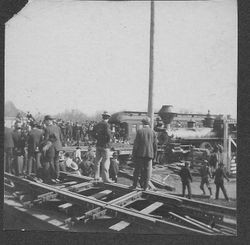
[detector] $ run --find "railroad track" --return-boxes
[4,172,236,235]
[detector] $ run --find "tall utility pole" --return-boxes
[147,0,155,128]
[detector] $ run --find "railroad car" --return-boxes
[109,106,237,163]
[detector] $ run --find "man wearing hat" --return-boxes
[27,121,43,177]
[4,122,14,173]
[92,111,113,183]
[43,115,63,181]
[179,161,193,199]
[131,117,158,191]
[199,160,213,197]
[213,162,230,201]
[12,123,26,176]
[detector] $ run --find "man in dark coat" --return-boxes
[27,121,43,176]
[41,134,57,183]
[59,121,66,144]
[199,160,212,196]
[12,123,26,176]
[92,111,113,183]
[213,162,230,201]
[4,125,14,173]
[131,117,158,191]
[43,115,63,180]
[179,162,193,199]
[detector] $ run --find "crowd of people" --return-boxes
[179,149,230,201]
[4,111,231,201]
[4,112,120,184]
[55,119,97,146]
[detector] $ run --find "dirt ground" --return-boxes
[117,163,237,208]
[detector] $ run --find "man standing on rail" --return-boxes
[43,115,63,181]
[92,111,113,183]
[131,117,158,191]
[12,123,26,176]
[27,121,43,177]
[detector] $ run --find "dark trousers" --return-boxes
[4,148,13,173]
[200,177,212,195]
[132,157,152,190]
[27,152,42,176]
[23,148,28,174]
[43,161,54,183]
[215,183,229,201]
[182,181,192,199]
[42,151,60,181]
[53,151,60,179]
[13,155,24,176]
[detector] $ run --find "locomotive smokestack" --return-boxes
[158,105,176,130]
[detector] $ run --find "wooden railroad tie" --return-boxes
[89,190,113,200]
[4,172,236,235]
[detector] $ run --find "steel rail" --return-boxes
[60,171,236,218]
[4,172,235,235]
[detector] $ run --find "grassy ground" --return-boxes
[117,163,236,208]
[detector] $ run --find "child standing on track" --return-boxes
[109,151,119,183]
[199,160,213,197]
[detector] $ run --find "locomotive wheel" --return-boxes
[200,142,213,151]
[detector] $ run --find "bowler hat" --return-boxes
[44,115,54,121]
[141,117,150,125]
[102,111,111,118]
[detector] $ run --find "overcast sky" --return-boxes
[5,0,237,117]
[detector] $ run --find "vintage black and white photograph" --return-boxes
[3,0,237,235]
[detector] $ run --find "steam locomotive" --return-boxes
[109,105,237,163]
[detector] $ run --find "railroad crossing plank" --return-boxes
[67,182,94,192]
[90,190,113,199]
[60,171,93,181]
[109,221,131,231]
[108,191,142,206]
[140,202,164,214]
[58,203,73,210]
[63,181,78,186]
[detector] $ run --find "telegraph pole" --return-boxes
[147,0,155,128]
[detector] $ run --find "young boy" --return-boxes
[199,160,213,197]
[109,151,119,183]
